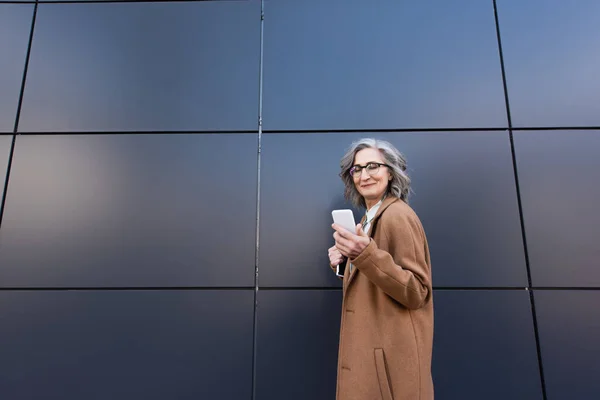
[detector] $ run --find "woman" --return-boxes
[328,138,434,400]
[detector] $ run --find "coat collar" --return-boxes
[364,195,399,236]
[345,195,400,288]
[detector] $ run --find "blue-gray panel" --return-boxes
[259,132,526,287]
[515,131,600,287]
[0,136,12,204]
[0,4,33,132]
[0,134,257,287]
[0,290,254,400]
[497,0,600,127]
[432,290,542,399]
[37,0,237,2]
[534,290,600,399]
[18,2,260,132]
[255,290,342,400]
[263,0,506,131]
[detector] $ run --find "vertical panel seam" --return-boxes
[1,2,38,231]
[492,0,512,129]
[251,1,264,399]
[493,1,548,398]
[13,1,37,134]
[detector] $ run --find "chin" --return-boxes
[362,193,379,201]
[365,191,385,200]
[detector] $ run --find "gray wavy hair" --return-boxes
[339,138,412,208]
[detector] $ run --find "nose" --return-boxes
[359,169,371,180]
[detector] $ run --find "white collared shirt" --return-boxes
[362,198,384,237]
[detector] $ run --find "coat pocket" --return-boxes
[374,348,394,400]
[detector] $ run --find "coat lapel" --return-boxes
[345,196,400,289]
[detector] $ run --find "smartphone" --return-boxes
[332,209,357,234]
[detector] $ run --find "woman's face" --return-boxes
[352,148,391,206]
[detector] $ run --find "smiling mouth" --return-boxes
[361,183,375,188]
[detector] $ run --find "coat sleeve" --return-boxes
[350,210,432,309]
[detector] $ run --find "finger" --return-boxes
[335,242,350,256]
[332,224,354,239]
[338,236,359,255]
[338,244,352,257]
[334,230,354,245]
[356,223,367,237]
[333,235,351,252]
[335,229,358,246]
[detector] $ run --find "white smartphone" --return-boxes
[332,209,357,234]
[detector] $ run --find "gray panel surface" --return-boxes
[497,0,600,127]
[534,290,600,399]
[0,4,33,132]
[0,136,12,208]
[515,131,600,287]
[0,136,12,205]
[255,290,342,400]
[0,134,257,287]
[259,132,526,287]
[37,0,207,1]
[432,290,543,399]
[0,290,254,400]
[19,2,260,132]
[263,0,507,130]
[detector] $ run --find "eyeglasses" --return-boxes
[348,162,390,178]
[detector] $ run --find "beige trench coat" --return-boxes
[332,196,434,400]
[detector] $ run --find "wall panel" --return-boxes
[515,131,600,287]
[0,136,12,206]
[18,2,260,132]
[498,0,600,127]
[263,0,507,131]
[255,290,342,400]
[534,290,600,399]
[0,134,257,287]
[0,4,33,132]
[432,290,543,399]
[0,290,254,400]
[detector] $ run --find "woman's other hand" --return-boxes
[328,245,344,267]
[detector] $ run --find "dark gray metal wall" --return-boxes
[0,1,598,399]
